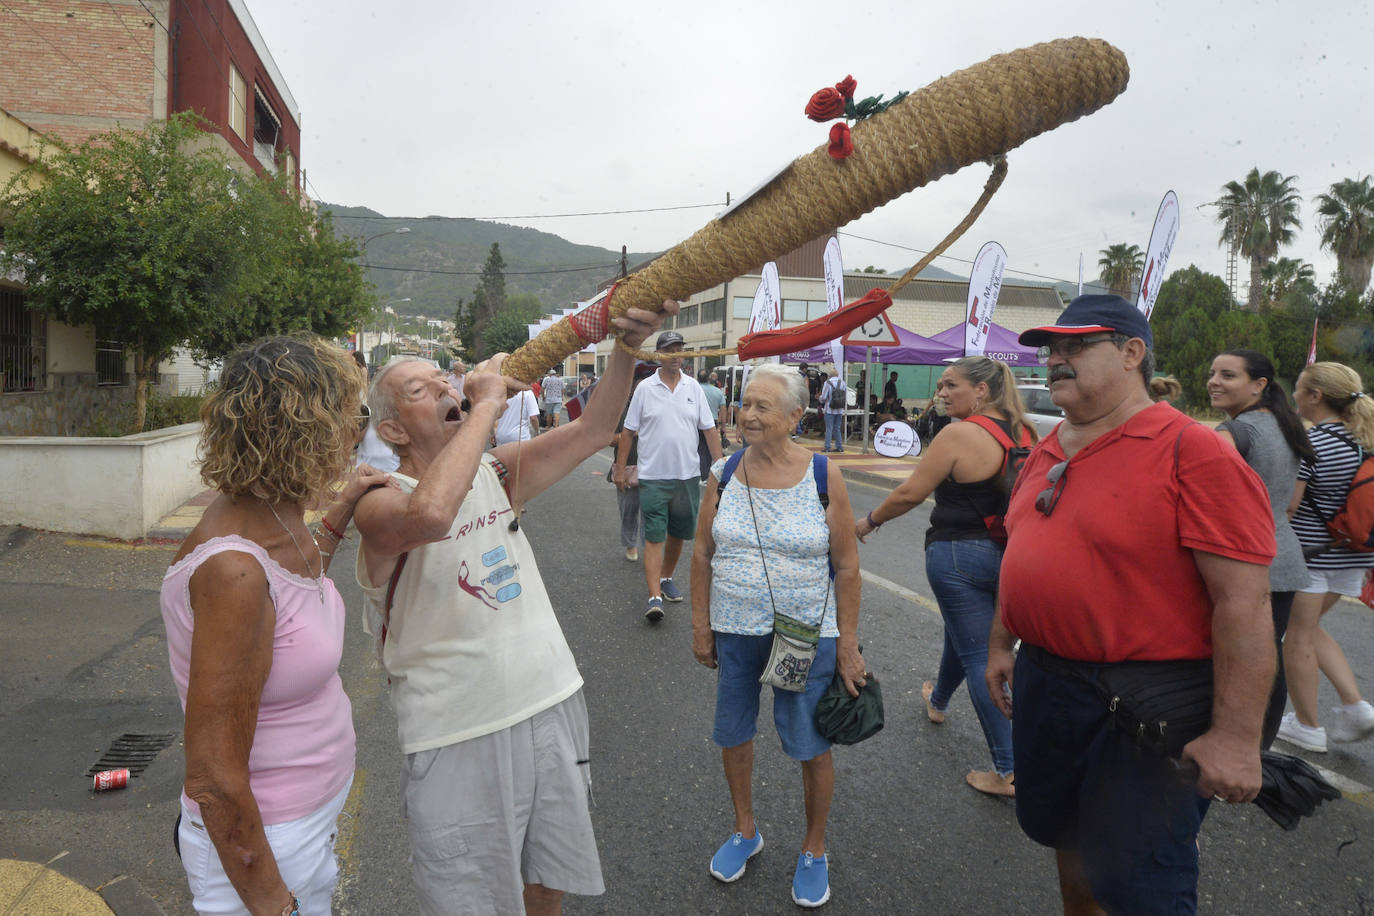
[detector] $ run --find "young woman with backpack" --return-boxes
[854,356,1036,795]
[1280,361,1374,752]
[1208,349,1315,748]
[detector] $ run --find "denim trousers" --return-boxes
[823,412,844,450]
[924,537,1014,775]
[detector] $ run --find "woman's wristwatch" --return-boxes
[277,894,300,916]
[867,511,882,529]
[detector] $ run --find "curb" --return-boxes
[0,851,168,916]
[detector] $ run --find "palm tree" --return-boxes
[1314,176,1374,293]
[1259,257,1316,310]
[1213,168,1303,308]
[1097,243,1145,299]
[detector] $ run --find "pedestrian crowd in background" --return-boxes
[156,291,1374,916]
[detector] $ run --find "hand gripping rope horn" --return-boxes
[502,37,1130,381]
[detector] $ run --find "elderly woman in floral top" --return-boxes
[690,362,865,909]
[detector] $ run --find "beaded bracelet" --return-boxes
[867,511,882,529]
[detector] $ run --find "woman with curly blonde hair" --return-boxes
[161,335,392,915]
[1278,360,1374,753]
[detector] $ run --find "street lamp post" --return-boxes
[358,226,410,357]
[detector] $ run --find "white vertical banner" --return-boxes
[822,237,845,375]
[1136,190,1179,319]
[526,323,541,340]
[747,262,782,363]
[965,241,1007,357]
[1078,252,1084,296]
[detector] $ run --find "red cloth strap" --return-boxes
[736,289,892,361]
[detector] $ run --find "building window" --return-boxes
[661,314,676,330]
[95,339,127,387]
[732,296,753,318]
[678,304,698,327]
[782,299,808,321]
[0,288,46,392]
[808,300,829,320]
[229,65,248,141]
[700,298,724,324]
[253,89,282,173]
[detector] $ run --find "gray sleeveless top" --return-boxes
[1229,410,1308,590]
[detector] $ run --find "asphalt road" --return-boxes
[1,448,1372,914]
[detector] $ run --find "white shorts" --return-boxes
[177,776,352,915]
[1300,566,1368,596]
[403,691,603,915]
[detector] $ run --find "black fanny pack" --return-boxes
[1022,643,1213,758]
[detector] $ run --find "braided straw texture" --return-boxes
[505,37,1129,381]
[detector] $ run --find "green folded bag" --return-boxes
[814,671,884,745]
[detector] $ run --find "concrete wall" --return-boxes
[0,372,134,436]
[0,421,202,539]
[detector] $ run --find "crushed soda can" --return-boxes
[93,768,129,791]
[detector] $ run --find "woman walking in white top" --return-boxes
[1280,361,1374,752]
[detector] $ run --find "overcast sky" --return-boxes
[247,0,1371,298]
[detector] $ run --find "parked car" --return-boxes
[1016,384,1063,439]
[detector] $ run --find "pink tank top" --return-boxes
[161,535,355,823]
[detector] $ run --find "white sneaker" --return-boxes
[1275,712,1327,753]
[1329,700,1374,743]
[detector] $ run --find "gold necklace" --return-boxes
[267,502,324,602]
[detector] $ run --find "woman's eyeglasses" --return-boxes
[1035,460,1069,517]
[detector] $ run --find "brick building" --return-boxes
[0,0,301,430]
[0,0,300,183]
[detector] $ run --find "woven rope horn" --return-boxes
[504,36,1129,382]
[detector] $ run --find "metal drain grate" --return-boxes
[85,732,177,778]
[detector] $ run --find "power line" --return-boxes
[326,202,721,221]
[363,261,618,277]
[101,0,167,83]
[837,231,1085,287]
[0,1,150,110]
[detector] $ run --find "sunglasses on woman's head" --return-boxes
[1035,460,1069,517]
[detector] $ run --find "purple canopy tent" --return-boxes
[928,322,1045,366]
[781,322,961,366]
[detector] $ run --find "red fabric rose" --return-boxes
[827,122,853,160]
[805,87,846,122]
[835,75,857,100]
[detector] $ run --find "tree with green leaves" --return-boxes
[1259,257,1317,312]
[1314,176,1374,293]
[0,113,374,430]
[451,295,475,363]
[480,293,544,358]
[1213,168,1303,309]
[1097,243,1145,300]
[193,173,373,362]
[470,243,507,356]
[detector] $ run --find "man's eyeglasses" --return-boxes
[356,403,371,434]
[1035,335,1118,362]
[1035,460,1069,517]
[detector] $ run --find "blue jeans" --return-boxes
[924,537,1014,775]
[823,412,844,450]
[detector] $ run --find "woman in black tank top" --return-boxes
[855,357,1037,795]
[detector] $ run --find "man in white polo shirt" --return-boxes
[615,331,721,622]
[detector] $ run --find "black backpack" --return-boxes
[827,382,847,410]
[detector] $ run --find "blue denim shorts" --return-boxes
[1013,649,1211,915]
[712,633,835,761]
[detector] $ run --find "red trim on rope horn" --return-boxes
[736,289,893,360]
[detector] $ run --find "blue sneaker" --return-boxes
[792,851,830,907]
[709,829,763,883]
[644,596,664,622]
[659,578,684,602]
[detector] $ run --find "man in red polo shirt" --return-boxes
[985,295,1276,916]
